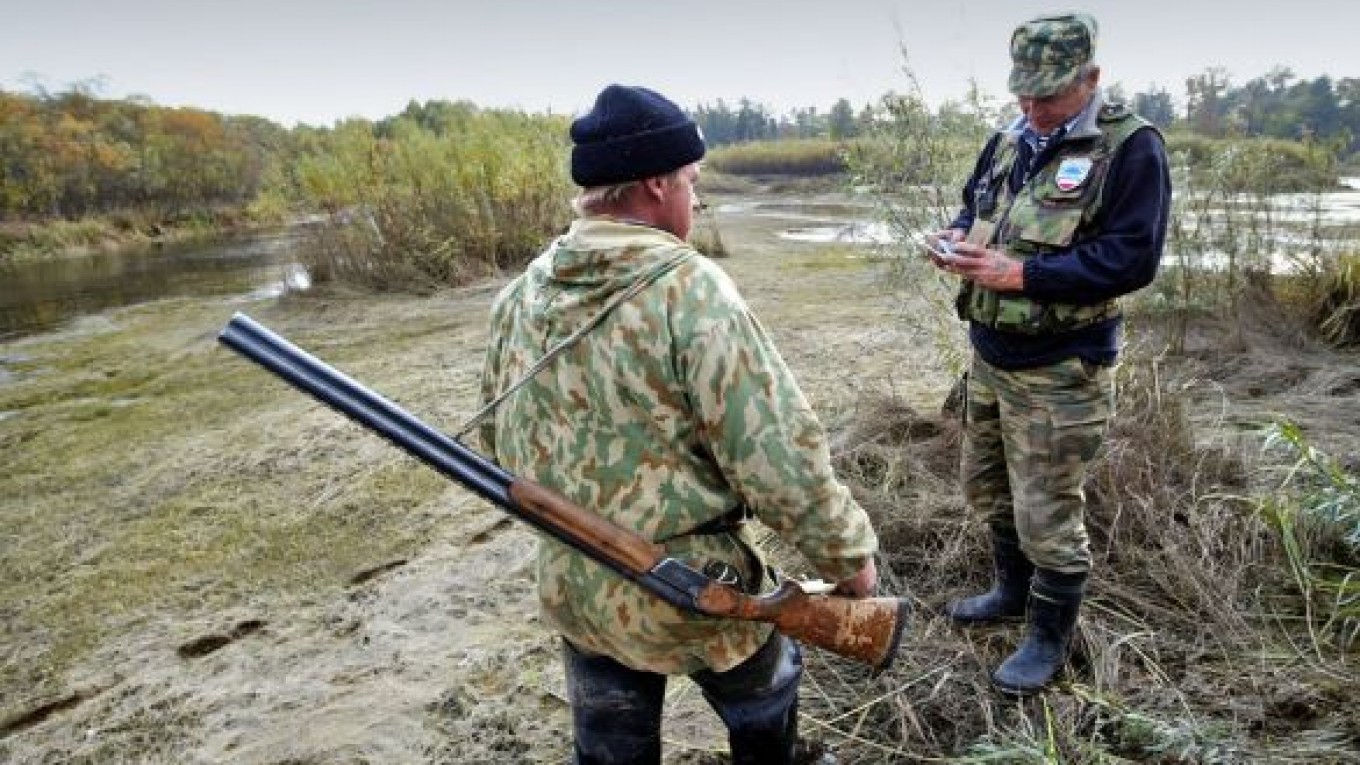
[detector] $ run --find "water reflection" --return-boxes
[0,231,303,339]
[778,221,898,245]
[769,179,1360,262]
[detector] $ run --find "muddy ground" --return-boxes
[5,188,1359,763]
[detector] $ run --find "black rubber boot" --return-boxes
[991,568,1087,697]
[946,531,1034,624]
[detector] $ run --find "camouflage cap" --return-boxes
[1008,13,1098,97]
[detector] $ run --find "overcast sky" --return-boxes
[2,0,1357,127]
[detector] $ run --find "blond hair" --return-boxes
[572,168,687,216]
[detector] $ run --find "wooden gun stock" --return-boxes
[219,312,910,672]
[509,479,910,671]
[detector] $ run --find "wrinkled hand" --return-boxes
[832,557,878,598]
[933,240,1025,293]
[920,228,965,269]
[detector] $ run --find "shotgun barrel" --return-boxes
[218,312,909,671]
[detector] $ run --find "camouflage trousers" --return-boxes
[961,354,1114,573]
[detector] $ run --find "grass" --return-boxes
[0,298,453,713]
[1260,420,1360,650]
[807,247,1360,763]
[690,206,729,258]
[1165,132,1345,192]
[0,206,279,263]
[5,186,1360,762]
[0,218,120,261]
[1312,252,1360,347]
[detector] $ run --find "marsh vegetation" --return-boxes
[3,65,1360,764]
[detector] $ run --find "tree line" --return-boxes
[693,68,1360,151]
[1126,68,1359,146]
[1,63,1356,231]
[0,84,290,223]
[691,97,870,144]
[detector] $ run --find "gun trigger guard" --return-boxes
[797,579,836,595]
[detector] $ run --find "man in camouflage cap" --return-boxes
[1008,12,1099,97]
[924,13,1171,696]
[480,84,881,763]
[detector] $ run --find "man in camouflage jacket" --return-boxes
[479,84,880,764]
[927,14,1171,696]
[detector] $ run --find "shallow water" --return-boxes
[767,179,1360,264]
[0,231,306,339]
[777,221,899,245]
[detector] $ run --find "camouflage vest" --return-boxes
[958,102,1152,334]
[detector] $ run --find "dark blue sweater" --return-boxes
[949,125,1171,370]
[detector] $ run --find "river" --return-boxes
[0,232,308,340]
[4,178,1359,340]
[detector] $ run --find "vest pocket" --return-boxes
[1010,204,1083,248]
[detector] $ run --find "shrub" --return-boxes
[1165,132,1342,192]
[285,110,573,291]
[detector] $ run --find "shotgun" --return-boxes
[218,312,909,672]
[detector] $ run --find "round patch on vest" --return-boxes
[1054,157,1093,191]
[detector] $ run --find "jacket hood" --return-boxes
[521,217,694,315]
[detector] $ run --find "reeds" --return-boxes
[705,138,848,176]
[1261,420,1360,652]
[0,218,115,260]
[805,339,1359,763]
[288,110,573,291]
[1147,132,1359,351]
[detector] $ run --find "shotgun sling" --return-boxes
[218,312,909,672]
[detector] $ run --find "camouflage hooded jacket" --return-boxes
[478,217,878,674]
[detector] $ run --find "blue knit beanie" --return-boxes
[570,85,706,187]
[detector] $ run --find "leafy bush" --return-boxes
[1166,132,1343,192]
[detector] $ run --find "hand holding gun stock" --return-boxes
[217,313,910,672]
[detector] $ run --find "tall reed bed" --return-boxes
[705,138,848,176]
[285,109,573,290]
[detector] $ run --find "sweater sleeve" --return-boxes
[1021,127,1172,304]
[678,290,877,581]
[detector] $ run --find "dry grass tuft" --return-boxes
[797,342,1360,763]
[1313,253,1360,347]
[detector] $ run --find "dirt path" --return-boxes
[0,191,930,764]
